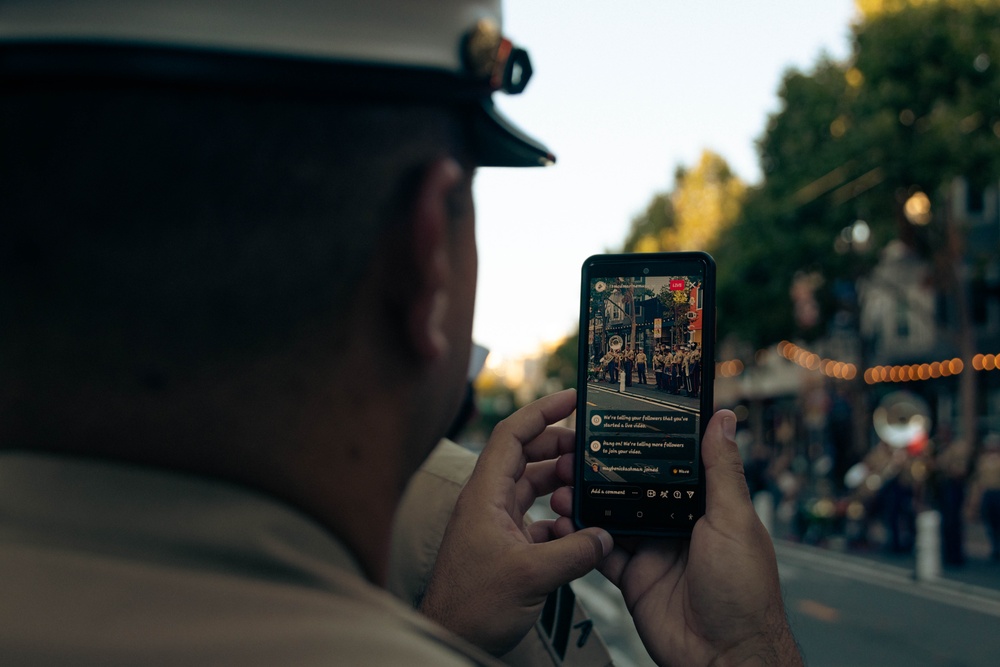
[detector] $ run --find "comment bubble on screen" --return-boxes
[587,436,695,460]
[588,410,695,434]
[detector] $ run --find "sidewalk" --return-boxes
[775,520,1000,593]
[850,520,1000,591]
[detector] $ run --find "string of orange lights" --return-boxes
[716,359,745,378]
[715,342,1000,385]
[776,341,859,381]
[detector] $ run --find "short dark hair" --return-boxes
[1,85,471,382]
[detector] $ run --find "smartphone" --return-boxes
[573,252,716,537]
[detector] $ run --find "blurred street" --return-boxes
[529,490,1000,667]
[777,539,1000,667]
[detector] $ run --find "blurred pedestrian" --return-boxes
[932,430,972,566]
[867,442,917,554]
[968,434,1000,561]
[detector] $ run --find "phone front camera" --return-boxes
[643,267,650,275]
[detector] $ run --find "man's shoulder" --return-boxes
[0,452,495,666]
[0,550,486,666]
[390,439,477,604]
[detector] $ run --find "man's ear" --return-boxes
[406,158,465,362]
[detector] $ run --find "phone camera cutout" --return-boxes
[642,267,650,275]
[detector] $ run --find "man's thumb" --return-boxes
[702,409,755,518]
[530,528,612,591]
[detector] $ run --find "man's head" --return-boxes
[0,0,551,580]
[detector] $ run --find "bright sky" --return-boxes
[472,0,858,367]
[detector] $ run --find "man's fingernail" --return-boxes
[723,414,736,441]
[598,530,613,557]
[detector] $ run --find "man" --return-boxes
[601,349,614,383]
[635,348,648,385]
[689,345,702,398]
[0,2,801,665]
[664,346,676,394]
[968,434,1000,561]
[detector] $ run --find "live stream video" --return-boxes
[582,273,705,487]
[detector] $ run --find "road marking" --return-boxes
[776,541,1000,618]
[796,599,840,623]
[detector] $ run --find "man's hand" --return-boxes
[419,389,612,656]
[551,410,803,667]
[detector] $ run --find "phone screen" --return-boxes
[574,252,716,536]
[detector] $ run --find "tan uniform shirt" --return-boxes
[0,452,498,666]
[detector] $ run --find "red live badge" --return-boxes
[669,279,686,291]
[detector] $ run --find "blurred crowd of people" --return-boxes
[741,407,1000,566]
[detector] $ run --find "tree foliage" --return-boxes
[857,0,999,19]
[713,0,1000,348]
[543,332,578,391]
[623,150,745,253]
[668,152,746,251]
[713,55,866,346]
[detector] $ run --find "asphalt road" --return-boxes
[568,539,1000,667]
[584,381,700,416]
[777,541,1000,667]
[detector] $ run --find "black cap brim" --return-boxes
[472,98,555,167]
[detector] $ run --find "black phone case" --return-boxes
[573,252,716,537]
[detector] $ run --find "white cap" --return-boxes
[0,0,554,166]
